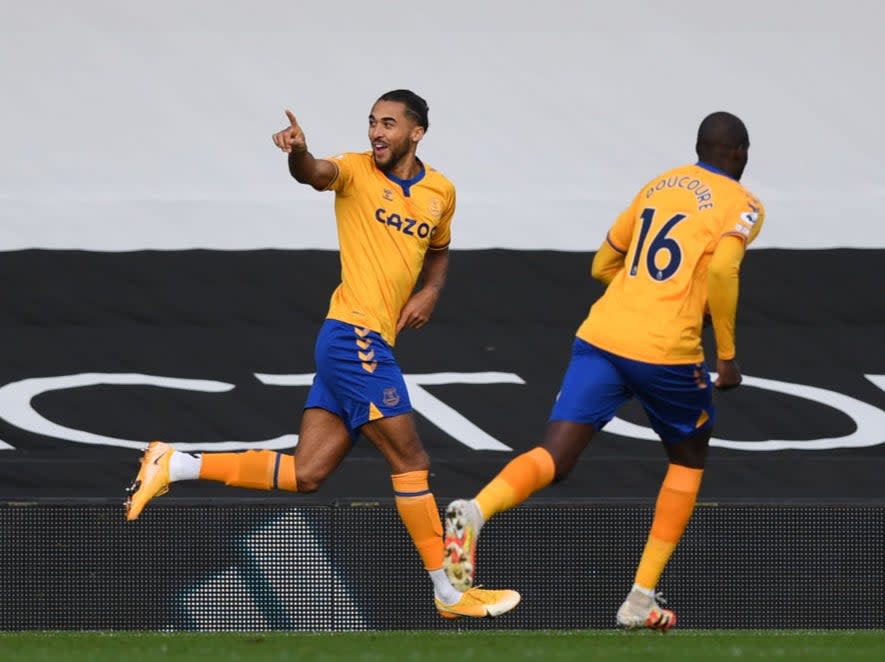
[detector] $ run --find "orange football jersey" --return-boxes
[323,151,455,345]
[578,162,764,364]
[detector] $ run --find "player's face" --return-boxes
[368,100,423,172]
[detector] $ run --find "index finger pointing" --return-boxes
[285,109,298,126]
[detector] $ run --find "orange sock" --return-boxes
[199,450,297,491]
[634,463,704,590]
[474,447,555,521]
[392,470,444,571]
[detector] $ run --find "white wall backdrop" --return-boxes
[2,0,884,250]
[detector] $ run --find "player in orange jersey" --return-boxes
[444,111,764,631]
[124,90,520,620]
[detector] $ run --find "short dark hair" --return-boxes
[696,111,749,158]
[377,89,429,130]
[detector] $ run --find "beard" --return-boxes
[373,141,411,173]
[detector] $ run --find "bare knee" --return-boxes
[294,410,354,493]
[550,460,575,483]
[295,473,321,494]
[360,415,430,475]
[295,460,334,493]
[541,420,595,482]
[664,430,711,469]
[543,446,577,483]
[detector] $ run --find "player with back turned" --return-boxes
[123,89,520,620]
[442,111,764,631]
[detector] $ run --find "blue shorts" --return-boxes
[549,338,714,443]
[305,319,412,438]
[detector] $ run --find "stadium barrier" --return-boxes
[1,500,881,630]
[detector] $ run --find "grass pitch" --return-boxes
[2,630,884,662]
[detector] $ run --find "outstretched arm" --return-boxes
[396,248,450,334]
[271,110,338,191]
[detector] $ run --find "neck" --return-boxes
[697,159,736,180]
[384,152,421,180]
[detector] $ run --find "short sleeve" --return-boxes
[429,189,456,250]
[323,152,357,194]
[722,193,765,246]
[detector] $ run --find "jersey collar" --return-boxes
[383,158,426,197]
[696,161,736,180]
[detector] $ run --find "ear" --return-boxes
[411,125,426,143]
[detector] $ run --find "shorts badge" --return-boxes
[382,387,400,407]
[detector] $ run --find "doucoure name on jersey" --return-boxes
[645,175,715,211]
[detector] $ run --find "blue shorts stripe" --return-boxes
[394,489,431,498]
[272,452,281,489]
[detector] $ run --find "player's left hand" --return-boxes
[714,358,742,390]
[396,288,440,333]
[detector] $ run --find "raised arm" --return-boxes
[271,110,338,191]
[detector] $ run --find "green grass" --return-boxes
[2,630,884,662]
